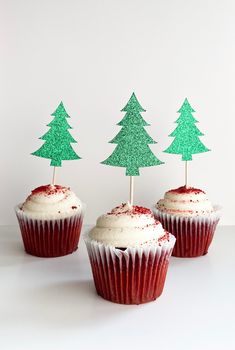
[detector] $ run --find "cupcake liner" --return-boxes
[85,234,176,305]
[15,205,85,258]
[153,206,221,258]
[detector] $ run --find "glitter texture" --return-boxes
[101,92,164,176]
[32,102,81,166]
[164,98,210,161]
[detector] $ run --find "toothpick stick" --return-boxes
[52,166,57,186]
[129,176,134,206]
[185,161,188,188]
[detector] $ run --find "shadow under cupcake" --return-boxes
[153,186,221,258]
[85,203,175,305]
[15,184,84,258]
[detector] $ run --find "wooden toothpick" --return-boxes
[185,161,188,188]
[52,166,57,186]
[129,176,134,206]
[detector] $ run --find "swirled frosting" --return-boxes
[156,186,214,217]
[20,184,82,219]
[89,203,169,248]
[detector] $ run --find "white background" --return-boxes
[1,0,235,225]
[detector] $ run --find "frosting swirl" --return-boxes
[89,203,168,248]
[156,186,214,217]
[20,184,82,220]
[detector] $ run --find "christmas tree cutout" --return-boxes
[102,92,164,176]
[101,92,163,205]
[32,101,81,167]
[32,102,81,184]
[164,98,210,161]
[164,98,210,187]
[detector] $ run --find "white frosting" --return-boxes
[156,187,214,217]
[89,203,167,247]
[20,185,82,220]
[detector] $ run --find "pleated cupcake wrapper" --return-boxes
[153,206,221,258]
[15,205,85,258]
[85,234,176,305]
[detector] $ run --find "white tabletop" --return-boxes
[0,225,234,350]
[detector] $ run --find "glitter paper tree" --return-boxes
[102,93,164,176]
[164,98,210,187]
[164,98,210,161]
[32,101,81,169]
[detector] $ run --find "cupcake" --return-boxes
[15,184,84,257]
[153,186,221,258]
[85,203,175,305]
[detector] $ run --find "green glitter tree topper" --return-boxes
[164,98,210,161]
[32,102,81,167]
[101,93,164,176]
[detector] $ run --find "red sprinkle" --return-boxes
[158,230,170,242]
[71,206,77,209]
[31,184,69,196]
[108,204,152,216]
[132,206,152,215]
[169,186,205,195]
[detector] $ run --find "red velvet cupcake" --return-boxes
[85,203,175,305]
[15,184,84,257]
[153,186,221,258]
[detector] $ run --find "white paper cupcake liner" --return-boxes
[84,233,176,304]
[153,206,221,257]
[15,205,85,257]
